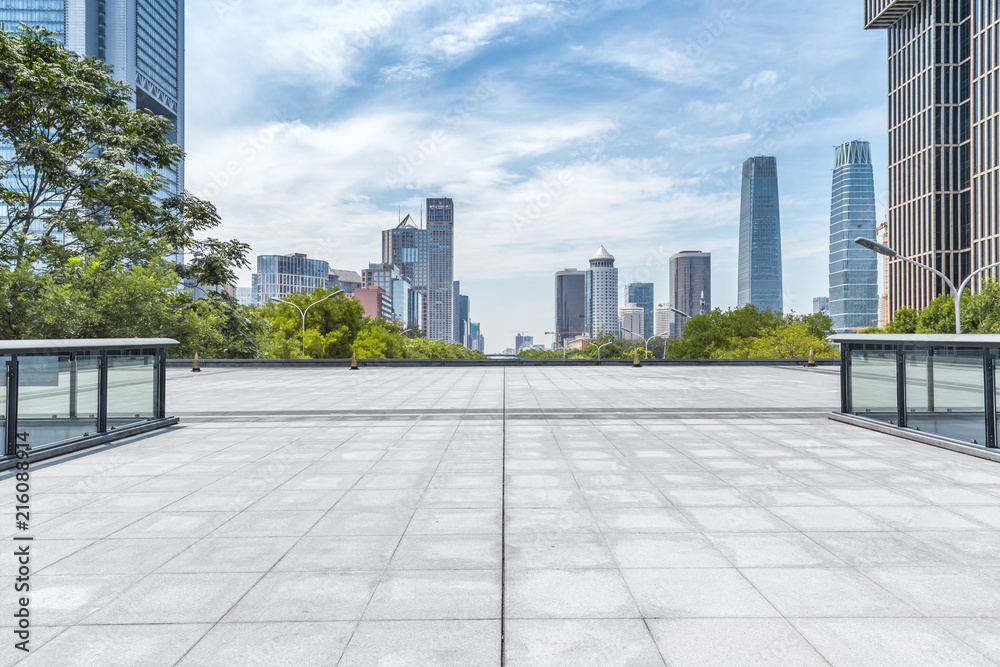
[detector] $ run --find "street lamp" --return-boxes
[855,237,1000,334]
[596,341,615,363]
[271,289,344,355]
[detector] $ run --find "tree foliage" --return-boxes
[868,279,1000,335]
[0,26,254,354]
[666,306,837,359]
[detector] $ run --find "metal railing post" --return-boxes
[69,353,78,419]
[840,345,850,414]
[155,348,167,419]
[984,348,997,448]
[5,358,18,457]
[896,348,907,428]
[98,351,108,433]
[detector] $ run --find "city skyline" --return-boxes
[187,1,892,349]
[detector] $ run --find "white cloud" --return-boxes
[741,69,780,89]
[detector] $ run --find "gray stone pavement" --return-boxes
[4,365,1000,665]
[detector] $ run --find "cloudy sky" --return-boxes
[184,0,889,352]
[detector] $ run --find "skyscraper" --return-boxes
[453,282,469,346]
[865,1,1000,313]
[620,304,644,340]
[670,252,711,338]
[829,140,879,332]
[555,269,588,346]
[588,246,619,336]
[253,253,329,304]
[626,282,655,338]
[738,156,783,312]
[426,198,455,342]
[2,0,185,245]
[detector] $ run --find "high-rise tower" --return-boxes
[738,156,783,312]
[865,1,1000,314]
[829,140,879,332]
[555,269,588,346]
[425,198,455,342]
[670,252,711,338]
[588,246,619,336]
[626,282,655,338]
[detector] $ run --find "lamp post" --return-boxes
[596,341,615,363]
[271,289,344,355]
[855,237,1000,334]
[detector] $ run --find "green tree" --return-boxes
[0,26,252,352]
[259,288,364,359]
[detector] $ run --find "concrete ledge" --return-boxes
[829,412,1000,464]
[168,358,841,369]
[0,417,180,471]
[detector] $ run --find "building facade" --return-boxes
[353,286,392,320]
[2,0,185,253]
[865,1,1000,314]
[555,269,588,346]
[588,246,619,336]
[654,303,674,338]
[738,156,783,312]
[253,253,330,304]
[626,282,655,338]
[382,215,428,314]
[670,251,711,338]
[453,281,470,345]
[829,140,879,331]
[813,296,831,314]
[468,322,484,352]
[620,304,644,340]
[329,269,362,295]
[426,198,455,342]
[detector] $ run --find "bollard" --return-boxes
[808,347,816,367]
[350,350,359,371]
[633,347,641,368]
[191,352,201,373]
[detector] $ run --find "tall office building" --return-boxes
[655,303,674,338]
[829,140,879,331]
[865,1,1000,313]
[426,198,455,342]
[383,214,428,327]
[620,304,644,340]
[453,282,469,346]
[468,322,484,352]
[738,156,783,312]
[588,246,619,336]
[626,282,655,338]
[2,1,184,256]
[670,252,711,338]
[253,253,329,304]
[555,269,588,346]
[813,296,831,314]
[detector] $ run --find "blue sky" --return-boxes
[185,0,889,352]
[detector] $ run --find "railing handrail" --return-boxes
[0,338,179,355]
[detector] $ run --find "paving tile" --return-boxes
[504,569,639,619]
[110,511,236,538]
[807,531,952,567]
[40,537,195,575]
[792,618,994,666]
[742,567,918,617]
[769,506,891,532]
[862,566,1000,617]
[391,534,501,570]
[364,570,501,620]
[339,620,500,666]
[505,533,615,569]
[648,618,828,666]
[682,506,794,532]
[158,537,297,573]
[275,535,400,571]
[0,574,138,627]
[622,568,778,618]
[308,509,414,536]
[210,509,325,537]
[406,508,502,535]
[592,508,696,533]
[707,533,844,568]
[82,573,260,624]
[505,619,664,667]
[177,621,355,666]
[224,571,381,622]
[18,624,210,667]
[606,533,731,568]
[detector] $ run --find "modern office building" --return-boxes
[515,334,533,353]
[738,156,783,312]
[829,140,879,331]
[392,277,422,330]
[253,253,330,304]
[865,1,1000,314]
[626,282,655,339]
[453,282,470,345]
[620,304,644,340]
[329,269,363,295]
[655,303,674,338]
[381,203,454,341]
[363,263,399,294]
[2,0,185,255]
[813,296,831,314]
[426,198,455,342]
[670,252,711,339]
[555,269,589,346]
[235,287,253,306]
[468,322,484,352]
[588,246,619,336]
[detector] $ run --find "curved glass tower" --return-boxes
[738,156,783,312]
[829,140,879,332]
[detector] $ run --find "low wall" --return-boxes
[168,358,841,369]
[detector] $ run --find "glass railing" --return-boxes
[0,339,176,459]
[833,335,999,448]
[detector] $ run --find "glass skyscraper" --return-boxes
[253,253,330,304]
[670,252,711,338]
[829,140,879,332]
[555,269,588,346]
[865,1,1000,314]
[738,156,783,312]
[626,282,654,338]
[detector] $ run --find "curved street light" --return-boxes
[271,289,345,355]
[596,341,615,363]
[855,237,1000,334]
